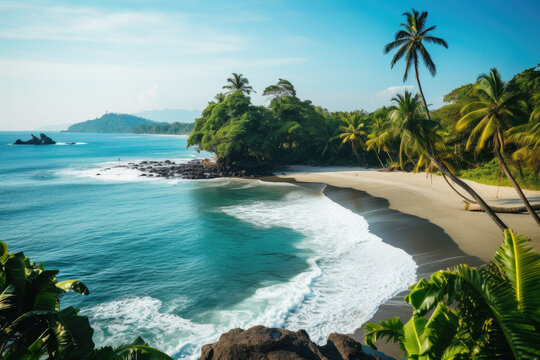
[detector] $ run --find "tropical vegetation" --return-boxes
[0,241,172,360]
[364,229,540,359]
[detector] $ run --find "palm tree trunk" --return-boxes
[441,171,476,204]
[375,151,384,167]
[429,155,508,231]
[414,63,432,121]
[494,136,540,227]
[385,150,394,163]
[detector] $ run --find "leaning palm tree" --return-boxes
[457,69,540,226]
[338,112,369,166]
[384,9,448,121]
[222,73,255,95]
[391,91,507,230]
[366,116,395,167]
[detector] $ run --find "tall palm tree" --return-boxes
[338,112,369,166]
[366,116,395,167]
[222,73,255,95]
[384,9,448,121]
[457,69,540,226]
[391,91,507,230]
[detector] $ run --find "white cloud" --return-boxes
[376,85,414,97]
[0,2,245,53]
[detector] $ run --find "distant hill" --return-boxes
[65,112,194,135]
[134,109,201,123]
[66,113,159,133]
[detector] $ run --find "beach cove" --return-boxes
[265,167,540,357]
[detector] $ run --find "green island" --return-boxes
[65,113,194,135]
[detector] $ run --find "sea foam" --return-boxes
[85,180,417,359]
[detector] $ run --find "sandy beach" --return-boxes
[264,167,540,358]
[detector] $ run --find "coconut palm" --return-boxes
[366,117,395,167]
[222,73,255,95]
[338,112,369,166]
[457,69,540,226]
[214,92,226,103]
[506,91,540,170]
[391,91,507,230]
[365,229,540,359]
[384,9,448,121]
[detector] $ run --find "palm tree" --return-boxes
[338,112,369,166]
[214,92,226,103]
[366,117,395,167]
[384,9,448,121]
[365,229,540,359]
[506,91,540,170]
[391,91,507,230]
[457,69,540,226]
[222,73,255,95]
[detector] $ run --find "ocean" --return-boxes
[0,131,417,359]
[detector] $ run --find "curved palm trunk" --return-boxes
[494,137,540,227]
[385,150,394,163]
[429,155,507,231]
[374,150,384,167]
[414,63,432,121]
[441,171,476,204]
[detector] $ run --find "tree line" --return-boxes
[188,61,539,229]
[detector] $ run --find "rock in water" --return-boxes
[13,133,56,145]
[200,326,380,360]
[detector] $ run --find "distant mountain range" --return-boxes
[134,109,201,123]
[36,123,73,131]
[65,113,193,135]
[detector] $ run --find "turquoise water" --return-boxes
[0,132,417,359]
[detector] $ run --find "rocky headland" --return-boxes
[200,326,382,360]
[98,159,273,179]
[13,133,56,145]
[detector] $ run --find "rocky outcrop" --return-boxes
[200,326,380,360]
[102,159,272,179]
[13,133,56,145]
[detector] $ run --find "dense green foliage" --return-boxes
[134,122,193,135]
[187,87,373,168]
[364,230,540,359]
[187,66,539,190]
[66,113,194,135]
[0,242,172,359]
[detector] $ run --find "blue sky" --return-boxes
[0,0,538,130]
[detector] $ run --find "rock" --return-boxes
[200,326,379,360]
[12,133,56,145]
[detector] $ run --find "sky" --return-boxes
[0,0,538,130]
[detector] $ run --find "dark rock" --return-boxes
[200,326,380,360]
[118,158,272,180]
[12,133,56,145]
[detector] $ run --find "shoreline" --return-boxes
[261,169,540,358]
